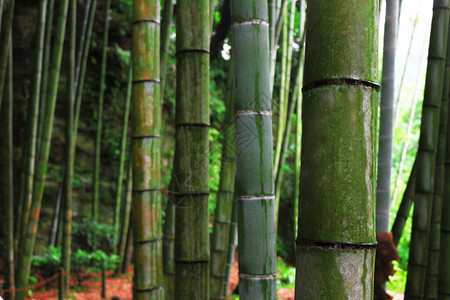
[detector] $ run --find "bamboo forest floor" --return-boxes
[27,261,403,300]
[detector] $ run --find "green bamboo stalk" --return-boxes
[0,39,15,300]
[0,0,14,112]
[210,62,235,300]
[405,1,449,298]
[122,207,133,274]
[423,23,450,299]
[231,1,276,298]
[92,0,112,221]
[0,0,4,32]
[223,197,237,297]
[294,0,305,238]
[18,0,48,251]
[274,0,287,48]
[118,152,132,274]
[131,0,164,298]
[114,60,132,248]
[61,0,75,293]
[391,161,416,246]
[160,0,173,102]
[376,0,398,234]
[438,41,450,300]
[73,0,97,143]
[295,0,378,298]
[15,0,69,298]
[174,0,210,298]
[273,9,288,178]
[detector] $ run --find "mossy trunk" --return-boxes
[174,0,210,298]
[131,0,164,298]
[231,1,277,298]
[295,1,379,298]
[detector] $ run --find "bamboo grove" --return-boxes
[2,0,450,299]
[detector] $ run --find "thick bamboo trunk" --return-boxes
[391,161,416,246]
[231,1,277,298]
[405,2,449,298]
[424,24,450,299]
[93,0,112,221]
[114,61,132,247]
[437,24,450,300]
[15,0,69,298]
[376,0,398,234]
[131,0,164,298]
[0,41,15,300]
[295,1,379,298]
[174,0,210,298]
[210,64,235,300]
[61,0,75,293]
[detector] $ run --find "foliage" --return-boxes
[72,218,117,253]
[276,259,296,289]
[31,246,120,277]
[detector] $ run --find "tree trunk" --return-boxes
[405,2,449,298]
[118,153,132,274]
[295,1,379,298]
[15,0,69,298]
[174,0,210,298]
[131,0,164,298]
[231,1,277,298]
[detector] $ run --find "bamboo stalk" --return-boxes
[92,0,112,221]
[437,31,450,300]
[423,23,450,298]
[391,161,416,246]
[0,38,15,300]
[231,1,277,298]
[174,0,210,298]
[131,0,164,298]
[295,0,379,298]
[404,1,450,298]
[376,0,398,234]
[210,62,235,299]
[223,197,237,297]
[118,150,132,274]
[61,0,75,293]
[15,0,70,298]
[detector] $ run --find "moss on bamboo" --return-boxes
[295,1,378,298]
[131,1,164,298]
